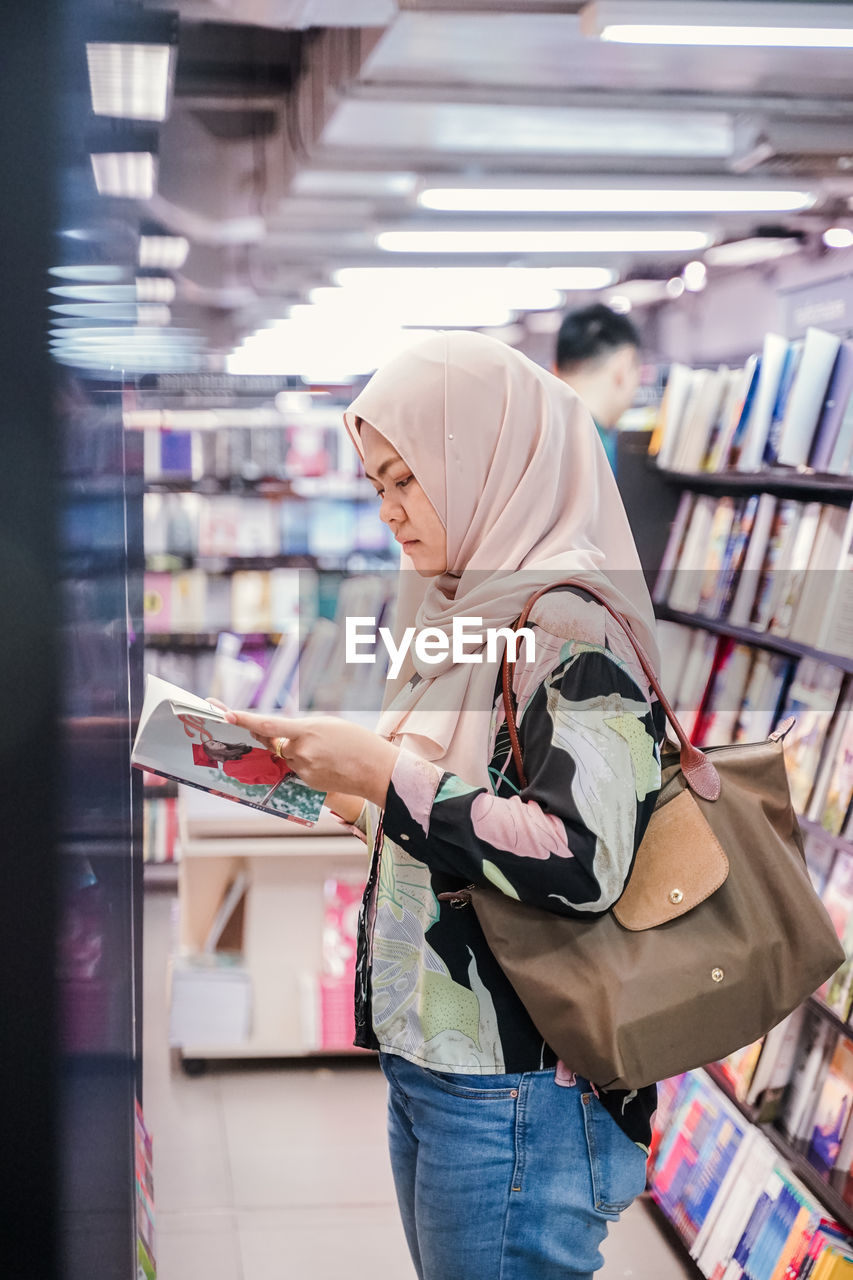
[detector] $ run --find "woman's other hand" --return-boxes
[220,708,399,811]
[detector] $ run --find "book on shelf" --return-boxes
[671,365,730,475]
[786,503,853,651]
[696,497,740,618]
[131,674,326,826]
[776,327,842,469]
[746,498,803,633]
[805,504,853,660]
[707,358,758,474]
[653,491,695,604]
[318,875,365,1050]
[777,1011,837,1145]
[767,501,824,638]
[714,353,760,474]
[804,824,842,896]
[726,492,778,629]
[671,629,719,738]
[695,640,754,748]
[815,847,853,1020]
[651,362,695,470]
[736,333,790,474]
[829,377,853,478]
[747,1007,808,1120]
[779,659,845,816]
[732,650,790,745]
[809,686,853,838]
[668,495,719,615]
[763,336,804,468]
[807,1037,853,1176]
[811,342,853,474]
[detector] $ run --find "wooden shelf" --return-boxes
[652,464,853,507]
[654,603,853,676]
[179,833,366,860]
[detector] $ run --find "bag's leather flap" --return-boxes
[613,788,729,931]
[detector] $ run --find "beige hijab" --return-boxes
[343,330,659,788]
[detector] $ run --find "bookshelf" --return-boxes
[655,603,853,678]
[703,1063,853,1235]
[643,329,853,1268]
[654,463,853,507]
[139,414,394,1067]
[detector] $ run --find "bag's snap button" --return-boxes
[669,888,684,904]
[711,967,724,983]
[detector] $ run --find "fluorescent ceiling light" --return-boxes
[86,42,176,122]
[91,150,157,199]
[682,260,708,292]
[704,237,801,267]
[137,305,172,326]
[48,265,128,282]
[580,1,853,47]
[230,320,434,380]
[136,275,176,303]
[50,302,140,320]
[139,234,189,269]
[605,279,671,307]
[419,188,814,214]
[300,296,518,329]
[376,229,713,254]
[292,170,417,199]
[333,266,616,291]
[48,284,137,302]
[823,227,853,249]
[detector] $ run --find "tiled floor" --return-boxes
[143,889,696,1280]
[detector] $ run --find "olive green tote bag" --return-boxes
[441,581,845,1091]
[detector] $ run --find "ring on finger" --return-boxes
[273,736,287,759]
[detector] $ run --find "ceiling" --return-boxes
[57,0,853,374]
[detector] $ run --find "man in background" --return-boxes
[554,303,642,472]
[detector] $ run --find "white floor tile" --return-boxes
[237,1206,416,1280]
[155,1211,244,1280]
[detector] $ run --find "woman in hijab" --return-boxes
[225,331,665,1280]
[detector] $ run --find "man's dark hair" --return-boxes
[555,303,641,372]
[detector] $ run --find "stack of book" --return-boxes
[652,328,853,478]
[650,1071,853,1276]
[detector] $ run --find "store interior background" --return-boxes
[11,1,853,1278]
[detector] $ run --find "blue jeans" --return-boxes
[380,1053,648,1280]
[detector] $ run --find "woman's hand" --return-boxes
[220,709,399,812]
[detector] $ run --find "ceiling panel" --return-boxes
[321,99,733,159]
[361,11,853,102]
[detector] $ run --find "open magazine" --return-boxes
[131,674,326,826]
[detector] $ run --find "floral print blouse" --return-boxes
[352,588,666,1149]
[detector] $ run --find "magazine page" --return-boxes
[132,674,325,826]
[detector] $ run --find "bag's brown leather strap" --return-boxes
[500,580,721,802]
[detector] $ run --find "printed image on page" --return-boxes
[132,674,325,826]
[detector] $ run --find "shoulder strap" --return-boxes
[500,581,720,801]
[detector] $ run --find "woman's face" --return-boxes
[360,421,447,577]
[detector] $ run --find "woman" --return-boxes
[225,331,665,1280]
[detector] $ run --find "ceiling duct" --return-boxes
[193,0,396,29]
[732,115,853,175]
